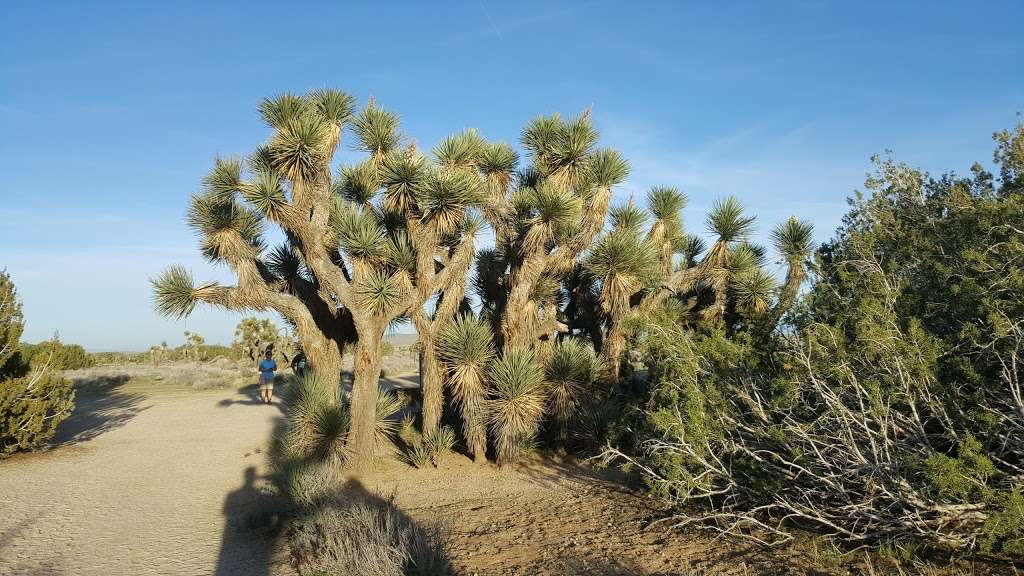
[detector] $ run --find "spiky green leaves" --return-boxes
[375,391,402,448]
[648,186,688,221]
[203,156,242,199]
[473,248,506,309]
[609,203,649,234]
[524,181,582,251]
[439,314,495,374]
[549,114,598,188]
[585,230,661,313]
[488,347,546,465]
[352,104,401,159]
[241,170,288,220]
[521,113,609,190]
[584,149,630,191]
[707,196,756,243]
[268,111,330,184]
[545,338,600,430]
[337,204,387,263]
[772,217,815,261]
[258,93,310,129]
[385,231,416,276]
[521,114,563,168]
[278,371,349,466]
[266,243,306,283]
[420,168,481,238]
[379,151,427,214]
[355,270,406,317]
[681,234,707,266]
[733,268,778,315]
[187,192,264,262]
[257,91,354,183]
[337,160,380,205]
[478,142,519,177]
[151,265,198,319]
[308,88,356,126]
[438,314,495,460]
[729,243,767,273]
[434,129,486,169]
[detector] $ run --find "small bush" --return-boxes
[402,424,456,469]
[289,492,452,576]
[1,369,75,455]
[1,272,77,456]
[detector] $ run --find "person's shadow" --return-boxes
[214,467,286,576]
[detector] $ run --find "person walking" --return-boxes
[257,349,277,404]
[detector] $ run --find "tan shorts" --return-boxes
[260,378,274,391]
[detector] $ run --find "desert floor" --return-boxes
[0,364,1000,576]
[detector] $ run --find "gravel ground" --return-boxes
[0,380,292,576]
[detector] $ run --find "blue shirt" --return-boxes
[259,359,277,380]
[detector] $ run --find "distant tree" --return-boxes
[233,317,279,363]
[0,270,75,456]
[148,341,169,365]
[183,331,205,361]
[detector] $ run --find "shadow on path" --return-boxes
[214,466,289,576]
[51,375,148,446]
[217,385,286,413]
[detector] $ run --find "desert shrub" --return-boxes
[89,351,146,365]
[288,492,452,576]
[20,338,93,370]
[200,344,244,361]
[1,369,76,456]
[613,123,1024,560]
[0,271,76,455]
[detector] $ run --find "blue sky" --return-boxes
[2,1,1021,351]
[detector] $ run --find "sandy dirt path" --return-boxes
[0,382,290,576]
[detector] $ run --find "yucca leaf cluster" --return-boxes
[437,314,601,464]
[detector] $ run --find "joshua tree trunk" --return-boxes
[348,326,383,469]
[602,320,628,380]
[418,333,443,435]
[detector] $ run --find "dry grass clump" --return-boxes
[288,490,453,576]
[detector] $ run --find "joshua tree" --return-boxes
[437,314,494,461]
[233,317,280,363]
[430,113,628,463]
[152,90,481,467]
[183,330,205,361]
[578,193,813,377]
[487,346,546,464]
[148,341,169,365]
[473,112,630,351]
[584,200,666,378]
